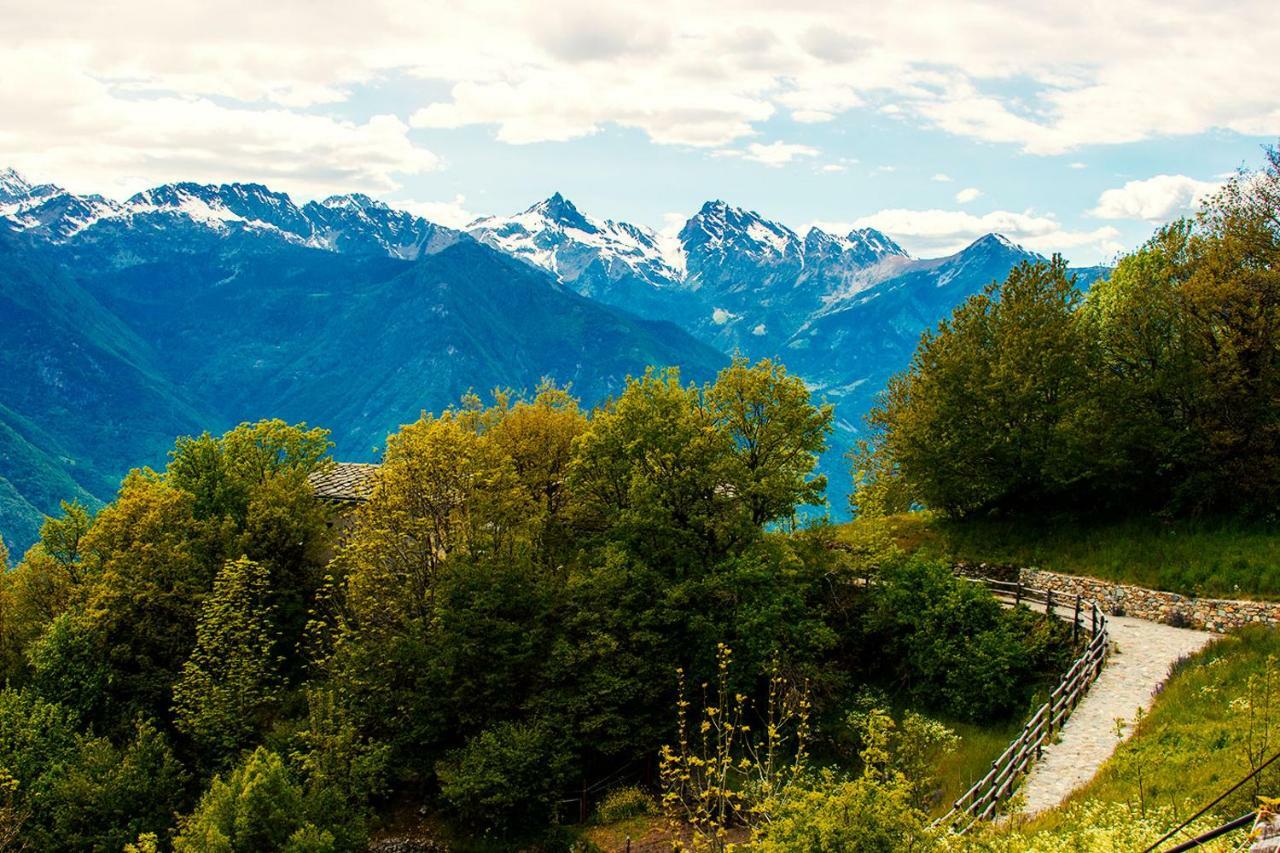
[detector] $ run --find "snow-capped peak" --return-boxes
[965,233,1026,255]
[0,167,33,201]
[320,193,389,213]
[845,227,908,260]
[522,192,595,232]
[679,200,801,258]
[467,194,685,293]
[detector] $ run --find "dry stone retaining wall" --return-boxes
[1014,567,1280,633]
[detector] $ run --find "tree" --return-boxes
[167,419,332,526]
[289,688,389,853]
[1176,148,1280,512]
[0,502,97,681]
[568,368,744,572]
[173,557,281,768]
[436,720,572,838]
[1082,222,1205,508]
[27,613,108,725]
[706,357,833,526]
[174,747,332,853]
[38,718,187,853]
[867,257,1095,516]
[81,472,208,726]
[484,382,587,564]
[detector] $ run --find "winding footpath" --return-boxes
[1017,613,1218,815]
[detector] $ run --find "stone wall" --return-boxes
[1017,567,1280,633]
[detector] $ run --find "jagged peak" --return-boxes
[846,227,908,258]
[964,233,1022,253]
[518,192,592,232]
[320,192,390,213]
[0,167,30,189]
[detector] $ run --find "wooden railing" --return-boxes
[937,577,1110,832]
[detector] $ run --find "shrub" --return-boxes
[173,747,328,852]
[595,785,656,824]
[37,718,187,852]
[864,558,1068,721]
[436,719,572,838]
[752,769,940,852]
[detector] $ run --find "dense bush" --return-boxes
[595,785,656,823]
[173,747,333,852]
[864,559,1070,721]
[436,719,573,837]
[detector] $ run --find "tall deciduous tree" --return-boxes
[707,357,833,526]
[173,557,281,768]
[869,257,1094,516]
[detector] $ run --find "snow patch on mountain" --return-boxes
[467,193,685,292]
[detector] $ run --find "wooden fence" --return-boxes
[937,577,1110,832]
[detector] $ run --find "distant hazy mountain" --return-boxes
[0,172,725,552]
[0,169,1108,551]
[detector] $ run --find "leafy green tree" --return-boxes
[81,471,209,725]
[37,718,187,853]
[173,747,330,853]
[173,557,281,768]
[0,689,78,809]
[568,368,744,571]
[868,257,1095,516]
[167,419,332,526]
[289,688,389,853]
[707,357,833,526]
[27,613,108,725]
[1176,149,1280,513]
[1082,222,1205,508]
[0,501,97,681]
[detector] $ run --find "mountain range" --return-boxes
[0,167,1107,552]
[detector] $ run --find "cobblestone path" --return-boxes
[1018,614,1217,815]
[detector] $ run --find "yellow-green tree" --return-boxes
[707,357,833,526]
[173,557,281,768]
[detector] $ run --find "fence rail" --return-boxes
[937,577,1110,833]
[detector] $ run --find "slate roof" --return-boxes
[308,462,380,503]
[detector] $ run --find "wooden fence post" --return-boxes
[1046,589,1054,618]
[1073,594,1082,644]
[1015,580,1022,606]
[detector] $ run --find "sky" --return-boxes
[2,0,1277,264]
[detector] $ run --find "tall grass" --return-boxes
[839,512,1280,600]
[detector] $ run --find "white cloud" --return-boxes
[712,307,739,325]
[0,45,440,200]
[724,141,820,166]
[2,0,1278,192]
[397,194,480,228]
[821,164,847,173]
[1069,162,1087,169]
[1090,174,1221,222]
[811,207,1122,258]
[955,187,982,203]
[932,173,953,182]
